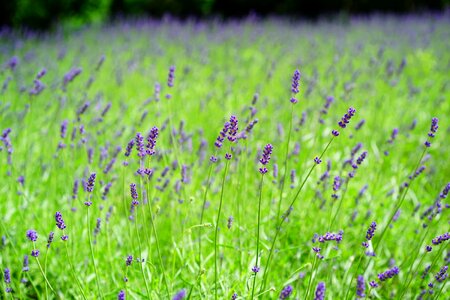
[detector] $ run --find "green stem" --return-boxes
[304,255,318,300]
[214,159,230,300]
[260,137,334,292]
[251,174,265,299]
[198,161,214,270]
[64,243,87,300]
[134,204,152,299]
[86,206,102,298]
[33,249,57,298]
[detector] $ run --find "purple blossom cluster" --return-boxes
[279,285,293,299]
[290,69,301,104]
[377,266,399,282]
[317,230,343,243]
[362,221,377,248]
[314,282,325,300]
[259,143,273,174]
[424,117,438,147]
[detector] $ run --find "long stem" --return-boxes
[276,104,294,221]
[86,206,102,299]
[32,242,57,298]
[198,162,214,270]
[147,184,171,297]
[304,256,318,299]
[134,204,152,298]
[64,243,87,300]
[44,248,49,299]
[251,174,265,299]
[214,159,230,300]
[260,137,334,292]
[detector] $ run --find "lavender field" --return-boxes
[0,14,449,299]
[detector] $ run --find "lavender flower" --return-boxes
[314,157,322,164]
[279,285,293,299]
[365,221,377,243]
[126,255,133,266]
[118,290,125,300]
[440,183,450,199]
[431,232,449,245]
[387,128,399,144]
[146,126,159,155]
[172,289,186,300]
[60,120,68,138]
[252,266,260,273]
[231,293,238,300]
[425,117,438,147]
[317,231,344,243]
[26,229,38,242]
[369,281,378,288]
[124,139,134,157]
[434,265,448,283]
[214,122,230,148]
[135,133,146,158]
[130,183,139,206]
[227,216,233,229]
[333,107,356,136]
[22,255,29,272]
[357,275,365,298]
[332,176,341,199]
[377,266,399,281]
[331,129,340,137]
[86,173,96,193]
[31,249,40,257]
[47,232,54,248]
[4,268,11,284]
[167,66,175,88]
[103,158,116,174]
[55,211,67,230]
[259,143,273,174]
[314,282,325,300]
[227,115,238,142]
[290,69,301,103]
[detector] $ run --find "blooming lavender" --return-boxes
[130,183,139,206]
[387,128,399,144]
[47,232,54,248]
[86,173,96,193]
[279,285,293,299]
[252,265,260,273]
[332,176,341,199]
[146,126,159,156]
[425,117,438,147]
[62,67,82,89]
[4,268,11,292]
[214,122,230,149]
[357,275,365,298]
[369,281,378,288]
[290,69,301,104]
[227,216,233,229]
[26,229,38,242]
[167,66,175,88]
[314,282,325,300]
[135,133,146,158]
[31,249,40,257]
[434,265,448,283]
[231,293,238,300]
[55,211,67,230]
[259,143,273,174]
[118,290,125,300]
[317,231,344,244]
[227,115,238,142]
[126,255,133,266]
[124,139,134,157]
[172,289,186,300]
[377,266,399,281]
[440,183,450,199]
[431,232,449,245]
[362,221,377,248]
[333,107,356,136]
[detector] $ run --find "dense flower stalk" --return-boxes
[86,173,96,193]
[435,265,448,283]
[118,290,125,300]
[227,115,238,142]
[146,126,159,155]
[314,282,325,300]
[425,117,438,147]
[377,266,399,281]
[172,289,186,300]
[279,285,293,299]
[333,107,356,136]
[259,143,273,174]
[356,275,365,298]
[290,69,301,103]
[431,232,449,245]
[26,229,38,242]
[167,66,175,87]
[362,221,377,248]
[135,133,146,158]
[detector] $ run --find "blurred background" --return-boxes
[1,0,449,30]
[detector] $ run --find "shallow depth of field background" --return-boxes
[0,1,449,300]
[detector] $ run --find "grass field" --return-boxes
[0,13,449,299]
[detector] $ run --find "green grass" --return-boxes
[0,15,449,299]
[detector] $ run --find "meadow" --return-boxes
[0,13,449,299]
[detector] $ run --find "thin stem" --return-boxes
[198,161,214,269]
[304,256,318,300]
[147,185,171,297]
[134,204,152,298]
[64,243,87,300]
[260,137,334,292]
[251,174,265,299]
[276,104,294,221]
[32,245,57,298]
[214,159,230,300]
[86,206,102,298]
[44,248,49,299]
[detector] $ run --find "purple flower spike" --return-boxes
[118,290,126,300]
[4,268,11,284]
[126,255,133,266]
[291,69,301,94]
[231,293,238,300]
[314,157,322,164]
[55,211,67,230]
[31,249,40,257]
[252,266,260,273]
[130,183,139,206]
[47,232,54,248]
[146,126,159,155]
[338,107,356,129]
[314,282,325,300]
[425,117,438,147]
[440,183,450,199]
[356,275,365,298]
[227,115,239,142]
[365,221,377,241]
[279,285,293,299]
[332,129,340,137]
[377,266,399,281]
[124,139,134,157]
[215,122,230,148]
[135,133,146,158]
[86,173,96,193]
[60,120,68,138]
[22,255,29,272]
[26,229,38,242]
[167,66,175,88]
[172,289,186,300]
[369,281,378,288]
[435,265,448,283]
[431,232,449,245]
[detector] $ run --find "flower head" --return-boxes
[26,229,38,242]
[172,289,186,300]
[279,285,293,299]
[377,266,399,281]
[314,282,325,300]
